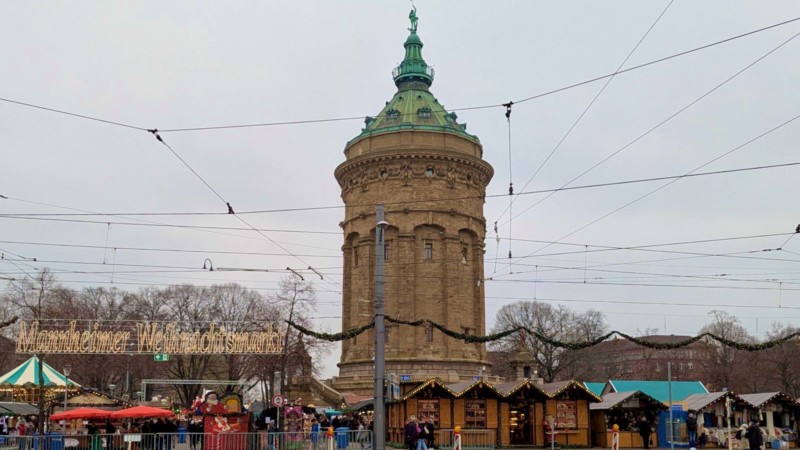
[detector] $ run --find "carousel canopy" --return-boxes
[0,356,81,388]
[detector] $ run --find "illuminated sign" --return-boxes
[15,320,284,355]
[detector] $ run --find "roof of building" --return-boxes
[683,391,733,412]
[590,390,666,410]
[349,8,478,145]
[738,392,797,408]
[0,402,38,416]
[493,379,549,398]
[607,380,708,403]
[585,382,606,397]
[588,335,704,352]
[540,380,603,402]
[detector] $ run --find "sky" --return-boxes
[1,1,800,380]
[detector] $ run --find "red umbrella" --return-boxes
[109,405,175,419]
[50,408,111,421]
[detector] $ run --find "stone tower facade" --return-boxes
[332,11,494,395]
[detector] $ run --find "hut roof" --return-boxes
[739,392,796,408]
[590,391,665,410]
[541,380,602,402]
[607,380,707,403]
[683,392,736,412]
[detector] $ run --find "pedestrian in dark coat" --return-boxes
[638,414,652,449]
[423,419,435,450]
[745,419,763,450]
[404,416,419,450]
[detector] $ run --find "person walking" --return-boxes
[638,414,652,449]
[404,416,419,450]
[687,413,698,448]
[745,419,763,450]
[416,418,429,450]
[423,419,435,450]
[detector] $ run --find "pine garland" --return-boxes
[287,317,800,351]
[286,320,374,342]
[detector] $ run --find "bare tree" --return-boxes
[490,301,607,382]
[764,323,800,396]
[699,310,754,392]
[270,274,317,398]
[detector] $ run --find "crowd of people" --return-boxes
[403,416,436,450]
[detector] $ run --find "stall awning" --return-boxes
[0,402,39,416]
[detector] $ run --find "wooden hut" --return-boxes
[538,381,602,447]
[739,392,800,445]
[391,378,599,448]
[494,379,550,446]
[682,391,747,446]
[389,378,502,446]
[590,391,666,448]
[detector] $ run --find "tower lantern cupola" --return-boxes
[392,6,434,88]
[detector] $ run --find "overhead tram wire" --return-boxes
[0,16,794,136]
[0,195,343,256]
[3,160,799,218]
[496,0,674,224]
[145,131,343,289]
[503,108,800,272]
[0,231,796,268]
[497,28,800,233]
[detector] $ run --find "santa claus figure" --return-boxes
[199,391,227,415]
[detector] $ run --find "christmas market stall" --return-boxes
[738,393,800,447]
[493,379,550,447]
[683,391,747,447]
[389,378,503,448]
[538,380,602,447]
[590,390,666,448]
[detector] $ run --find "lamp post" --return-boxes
[109,384,117,397]
[373,205,388,450]
[62,364,72,434]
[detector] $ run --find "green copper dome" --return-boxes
[350,7,479,145]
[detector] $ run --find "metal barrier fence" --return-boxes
[0,431,373,450]
[435,429,495,450]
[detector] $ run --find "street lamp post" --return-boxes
[373,205,388,450]
[62,364,72,434]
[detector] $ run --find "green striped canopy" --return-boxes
[0,356,81,388]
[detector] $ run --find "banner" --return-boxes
[15,320,284,355]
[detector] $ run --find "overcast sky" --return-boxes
[2,1,800,379]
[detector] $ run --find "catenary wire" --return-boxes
[496,0,674,223]
[503,109,800,272]
[1,16,797,135]
[3,159,799,218]
[499,29,800,231]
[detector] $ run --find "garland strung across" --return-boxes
[286,317,800,352]
[287,321,374,342]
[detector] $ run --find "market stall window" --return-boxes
[418,399,439,426]
[555,400,577,429]
[465,399,487,428]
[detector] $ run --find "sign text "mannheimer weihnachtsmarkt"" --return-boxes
[15,320,284,355]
